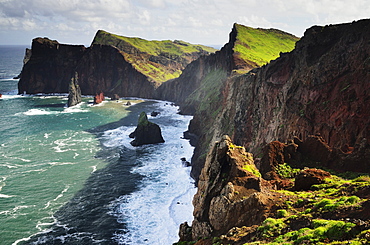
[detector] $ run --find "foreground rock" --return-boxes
[177,136,370,245]
[183,135,281,240]
[129,112,165,146]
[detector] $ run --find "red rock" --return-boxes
[93,92,104,104]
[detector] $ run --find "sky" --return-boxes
[0,0,369,47]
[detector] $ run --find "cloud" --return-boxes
[0,0,368,45]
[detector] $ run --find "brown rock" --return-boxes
[294,168,331,191]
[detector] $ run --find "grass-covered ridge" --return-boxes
[92,30,217,83]
[233,24,299,70]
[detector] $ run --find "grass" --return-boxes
[233,24,298,68]
[92,30,217,83]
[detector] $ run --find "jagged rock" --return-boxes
[67,72,81,107]
[151,111,160,117]
[178,222,192,242]
[129,112,165,146]
[191,135,279,239]
[125,101,131,106]
[93,92,104,104]
[111,94,120,100]
[294,168,331,191]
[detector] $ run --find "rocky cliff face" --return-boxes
[18,30,216,98]
[188,19,370,183]
[18,38,86,94]
[156,23,298,111]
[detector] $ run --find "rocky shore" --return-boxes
[17,19,370,244]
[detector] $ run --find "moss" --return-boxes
[243,163,262,177]
[276,209,289,218]
[275,163,301,179]
[257,218,287,238]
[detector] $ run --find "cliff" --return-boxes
[187,19,370,183]
[92,30,217,84]
[176,19,370,245]
[156,23,298,111]
[18,38,86,94]
[18,30,216,97]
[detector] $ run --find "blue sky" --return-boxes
[0,0,368,46]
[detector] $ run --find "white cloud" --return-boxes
[0,0,368,45]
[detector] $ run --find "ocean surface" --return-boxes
[0,45,196,244]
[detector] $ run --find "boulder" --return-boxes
[129,112,165,146]
[111,94,120,100]
[151,111,160,117]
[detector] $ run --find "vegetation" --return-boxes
[92,30,217,83]
[186,166,370,245]
[233,24,298,69]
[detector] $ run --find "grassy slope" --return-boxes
[233,24,299,72]
[92,30,217,83]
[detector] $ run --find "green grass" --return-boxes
[92,30,217,83]
[233,24,298,68]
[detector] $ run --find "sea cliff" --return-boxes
[16,19,370,244]
[176,19,370,244]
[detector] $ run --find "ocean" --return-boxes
[0,45,196,244]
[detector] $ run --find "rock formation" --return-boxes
[186,19,370,183]
[67,72,81,107]
[129,112,165,146]
[93,92,104,104]
[18,37,86,94]
[189,135,280,239]
[18,30,216,98]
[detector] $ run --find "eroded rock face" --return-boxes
[18,38,86,94]
[188,19,370,182]
[129,112,165,146]
[191,135,280,239]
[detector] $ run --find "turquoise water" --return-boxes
[0,46,196,244]
[0,92,134,244]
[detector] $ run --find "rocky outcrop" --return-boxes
[129,112,165,146]
[188,135,281,239]
[67,72,81,107]
[188,19,370,183]
[18,38,86,94]
[93,92,104,104]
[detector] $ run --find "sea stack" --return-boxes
[129,112,165,146]
[67,72,81,107]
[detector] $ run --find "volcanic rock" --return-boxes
[67,72,81,107]
[93,92,104,104]
[129,112,165,146]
